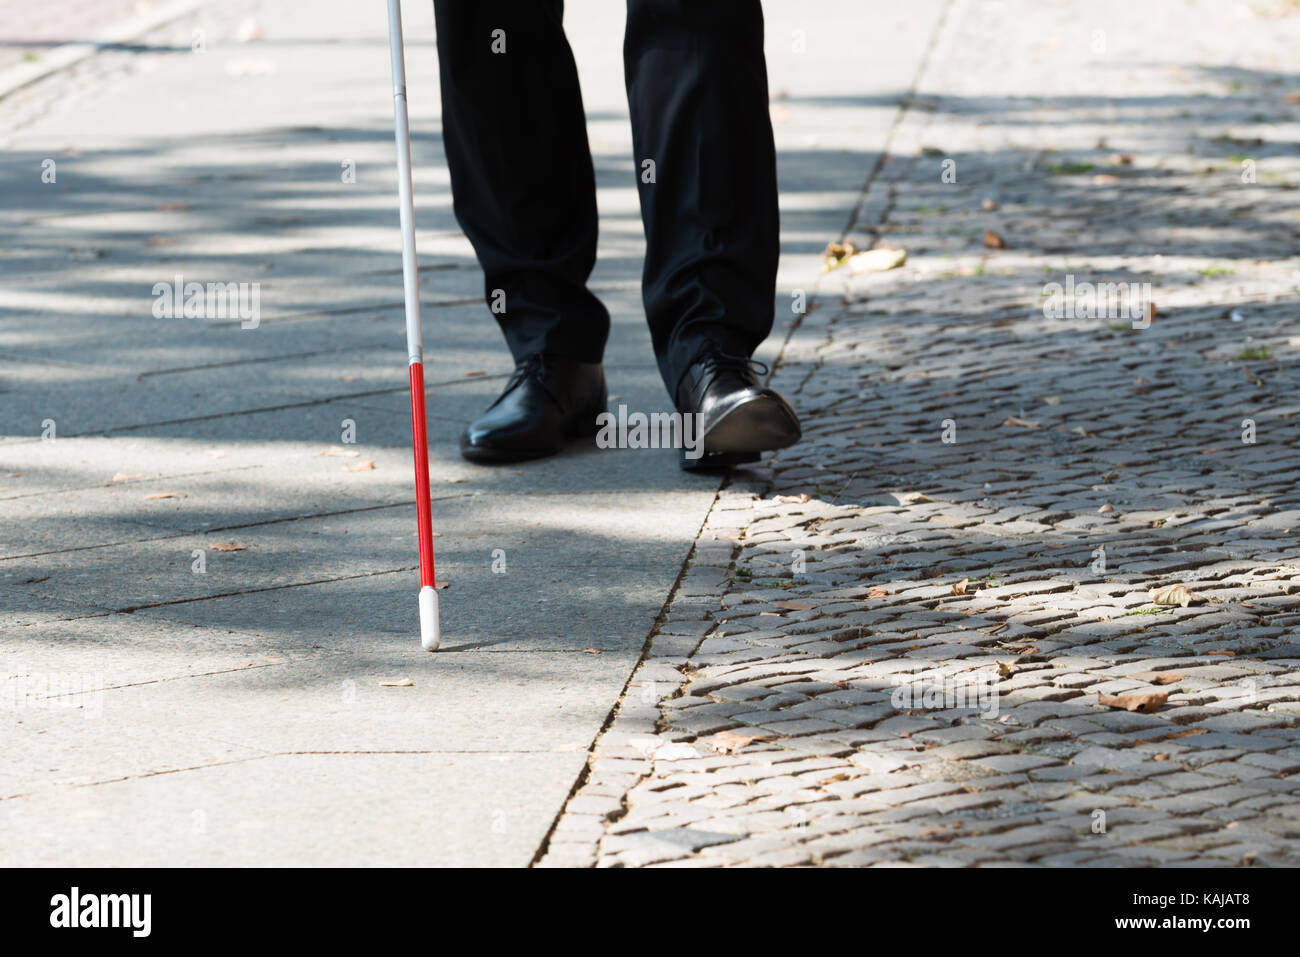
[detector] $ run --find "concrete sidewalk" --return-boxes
[0,0,941,864]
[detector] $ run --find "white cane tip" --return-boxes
[419,585,440,652]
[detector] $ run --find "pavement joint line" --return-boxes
[75,370,551,437]
[33,748,592,798]
[0,350,98,370]
[80,387,428,436]
[66,755,275,793]
[0,464,267,504]
[281,749,585,755]
[841,0,956,243]
[134,343,397,379]
[94,565,424,616]
[761,5,951,401]
[529,488,725,866]
[34,661,313,700]
[1,498,480,562]
[251,297,483,324]
[4,380,494,445]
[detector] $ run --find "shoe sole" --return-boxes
[459,404,606,465]
[459,440,559,464]
[680,449,761,472]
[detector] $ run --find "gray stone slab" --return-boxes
[3,648,633,768]
[0,751,583,866]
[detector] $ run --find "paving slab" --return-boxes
[0,752,583,866]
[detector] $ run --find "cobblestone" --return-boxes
[540,0,1300,867]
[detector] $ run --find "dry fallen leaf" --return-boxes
[982,229,1006,249]
[1110,153,1134,165]
[344,459,375,472]
[1002,416,1039,429]
[379,678,414,687]
[774,600,816,611]
[867,586,889,599]
[981,197,998,211]
[1098,690,1169,713]
[1142,302,1157,326]
[1150,673,1186,685]
[1149,583,1198,607]
[109,473,142,483]
[236,17,265,42]
[144,492,175,500]
[462,370,486,377]
[821,240,858,271]
[434,581,450,590]
[773,493,810,504]
[209,543,245,552]
[1098,503,1115,514]
[224,57,276,76]
[1284,91,1300,104]
[1204,650,1236,657]
[847,247,907,273]
[653,742,700,761]
[319,446,359,457]
[996,661,1015,678]
[951,578,969,596]
[705,730,777,753]
[581,648,602,655]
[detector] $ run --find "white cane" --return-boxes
[386,0,439,651]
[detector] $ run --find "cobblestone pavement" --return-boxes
[0,0,242,142]
[0,0,186,74]
[539,0,1300,867]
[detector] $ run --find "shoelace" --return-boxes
[697,350,769,381]
[502,353,562,407]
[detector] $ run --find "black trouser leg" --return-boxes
[433,0,609,364]
[624,0,780,398]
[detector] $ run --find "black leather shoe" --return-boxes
[674,348,801,471]
[460,354,606,463]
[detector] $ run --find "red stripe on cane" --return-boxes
[408,361,436,588]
